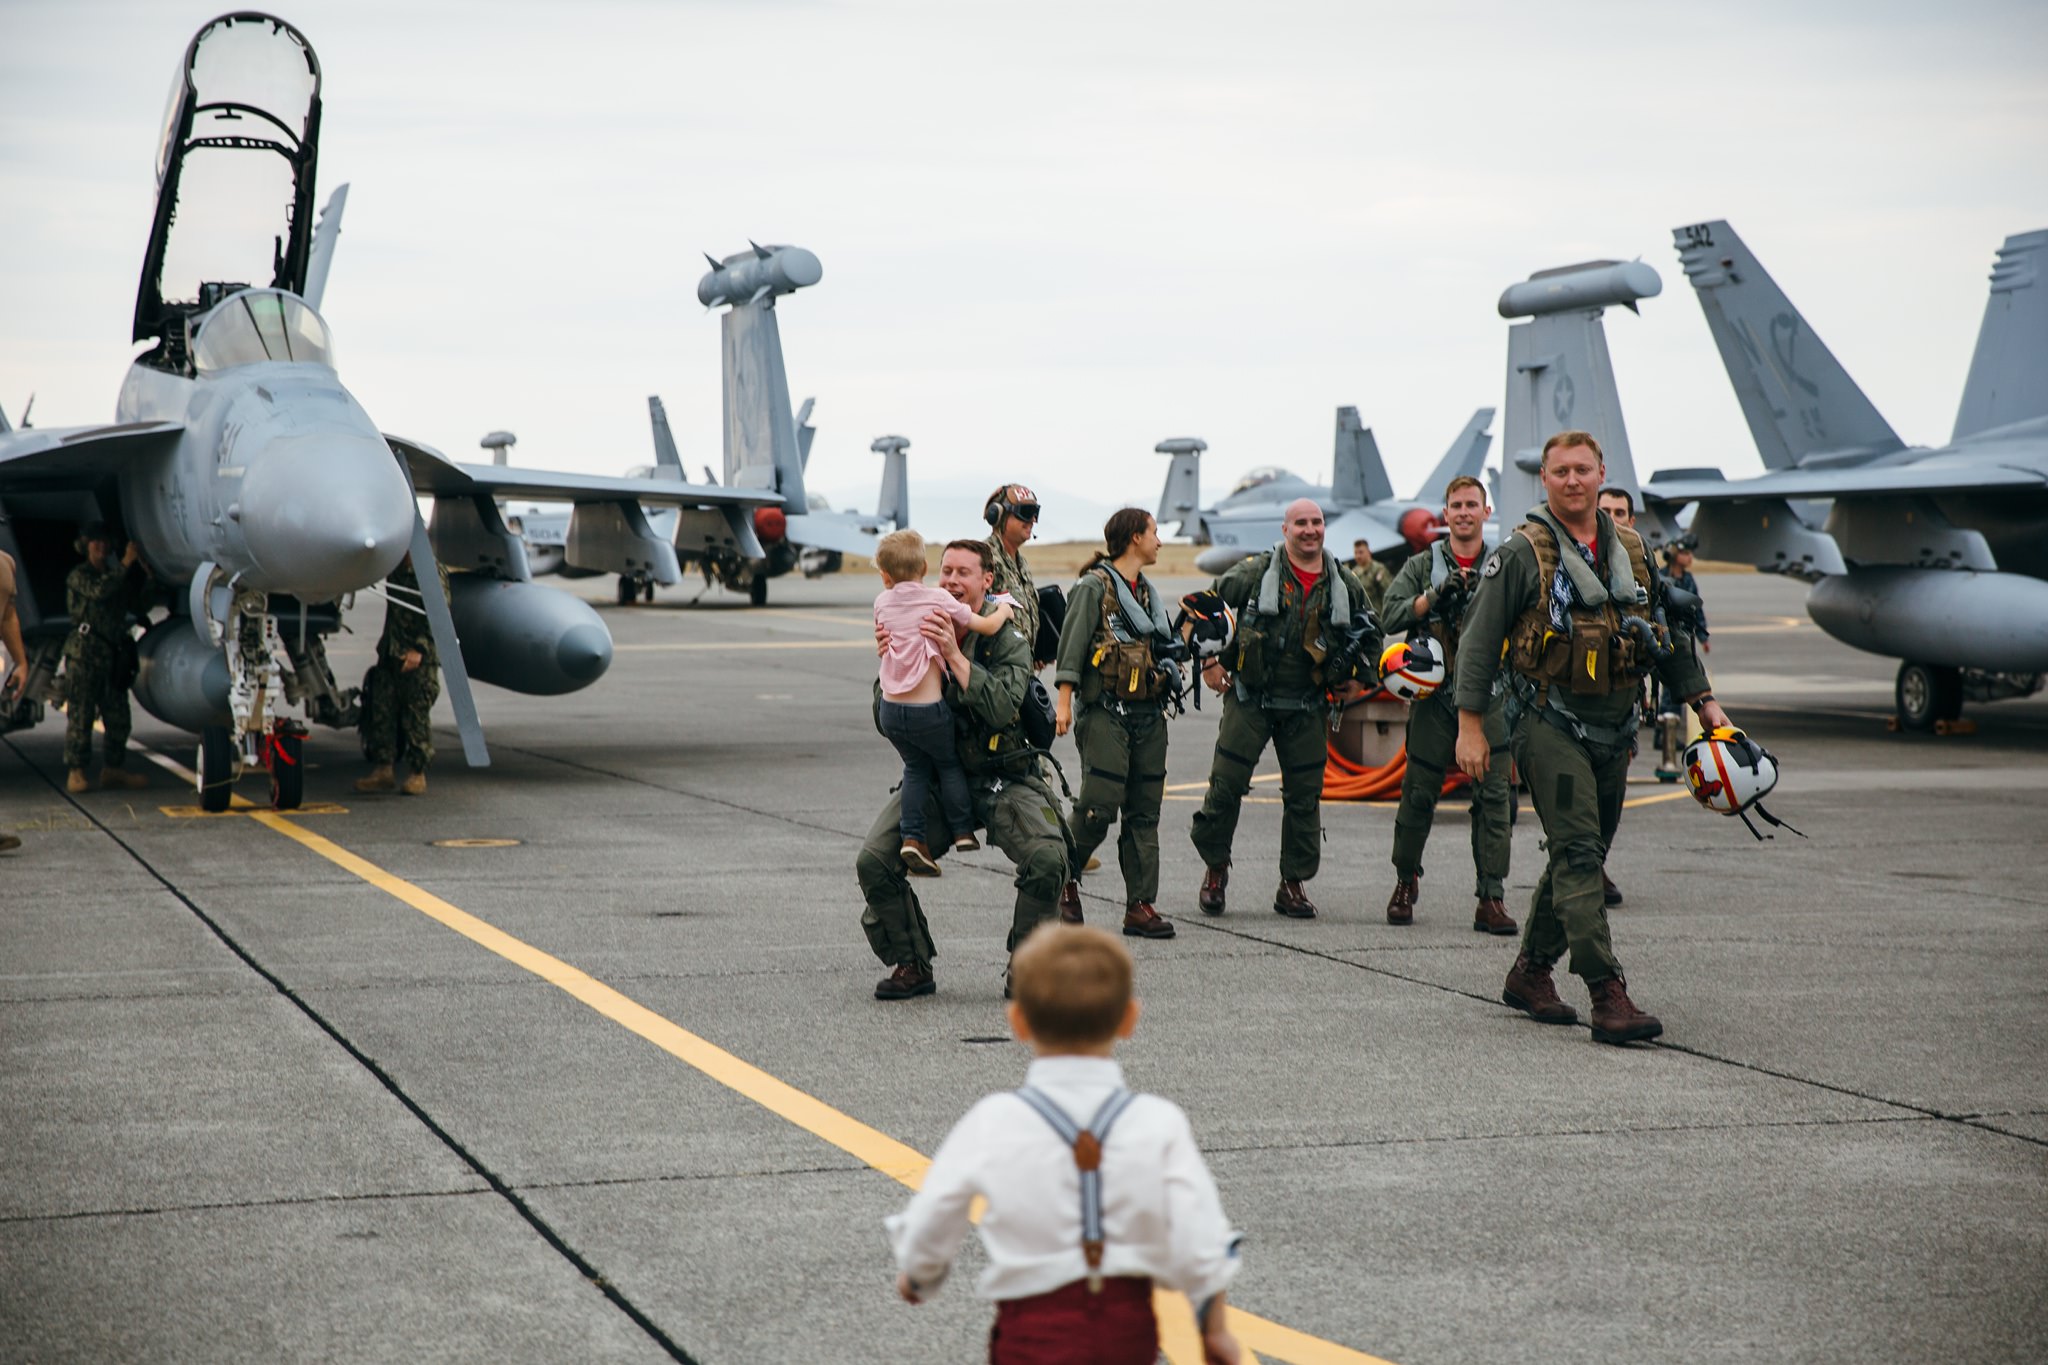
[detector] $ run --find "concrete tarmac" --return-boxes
[2,569,2043,1364]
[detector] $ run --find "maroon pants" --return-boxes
[989,1277,1157,1365]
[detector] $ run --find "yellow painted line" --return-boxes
[1710,615,1807,634]
[1164,772,1282,794]
[239,811,1391,1364]
[1622,789,1693,810]
[161,802,347,819]
[614,640,873,652]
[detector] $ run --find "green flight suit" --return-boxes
[61,557,150,772]
[1190,549,1366,881]
[1054,566,1171,904]
[986,533,1040,657]
[1457,510,1710,984]
[363,559,451,773]
[856,603,1068,969]
[1352,557,1396,617]
[1381,542,1512,899]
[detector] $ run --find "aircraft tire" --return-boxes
[616,574,638,606]
[749,577,768,606]
[199,725,235,813]
[642,578,655,603]
[269,731,304,811]
[1895,661,1962,732]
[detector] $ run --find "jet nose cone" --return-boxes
[241,431,416,597]
[558,623,612,684]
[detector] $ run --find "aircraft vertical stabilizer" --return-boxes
[871,436,911,530]
[647,395,684,480]
[1412,407,1495,503]
[1954,228,2048,442]
[1497,260,1660,528]
[700,244,822,515]
[1154,438,1206,536]
[1331,407,1394,508]
[1672,221,1903,467]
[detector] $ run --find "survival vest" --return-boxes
[1087,565,1173,704]
[1415,539,1487,683]
[1505,508,1660,705]
[1230,545,1353,704]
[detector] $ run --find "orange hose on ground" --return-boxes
[1323,739,1467,801]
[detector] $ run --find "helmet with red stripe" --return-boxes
[1377,639,1445,702]
[1683,726,1779,816]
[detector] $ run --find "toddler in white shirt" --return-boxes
[887,924,1243,1364]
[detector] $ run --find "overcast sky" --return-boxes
[3,0,2043,543]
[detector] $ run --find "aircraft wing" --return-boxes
[1644,460,2046,505]
[388,433,781,508]
[0,421,183,482]
[781,511,887,558]
[1324,508,1407,559]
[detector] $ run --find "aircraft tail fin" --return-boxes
[1672,220,1903,466]
[1954,227,2048,441]
[870,436,910,529]
[1154,438,1206,536]
[303,183,348,310]
[1331,407,1394,508]
[647,396,684,481]
[1498,259,1661,528]
[1412,407,1495,503]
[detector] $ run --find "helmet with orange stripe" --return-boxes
[1682,727,1804,840]
[1377,639,1445,702]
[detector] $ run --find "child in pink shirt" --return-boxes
[874,529,1014,873]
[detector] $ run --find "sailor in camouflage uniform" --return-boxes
[62,524,152,792]
[357,553,452,796]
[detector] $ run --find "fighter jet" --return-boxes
[1635,221,2048,730]
[1155,407,1496,575]
[0,13,776,810]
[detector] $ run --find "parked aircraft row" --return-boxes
[3,13,2041,816]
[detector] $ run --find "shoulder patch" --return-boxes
[1482,549,1505,578]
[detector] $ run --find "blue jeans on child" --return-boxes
[878,698,974,844]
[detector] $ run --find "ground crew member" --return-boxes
[356,552,451,796]
[983,483,1044,662]
[1379,476,1515,934]
[62,523,151,793]
[858,540,1073,1000]
[1,547,25,849]
[1350,537,1395,617]
[1596,485,1643,902]
[1053,508,1177,940]
[1456,432,1729,1044]
[1191,498,1368,920]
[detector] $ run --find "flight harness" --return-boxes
[1417,538,1486,682]
[1088,566,1184,714]
[1013,1086,1140,1293]
[1498,509,1663,757]
[1232,545,1352,711]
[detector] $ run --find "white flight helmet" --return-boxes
[1377,638,1445,702]
[1683,726,1803,840]
[1175,591,1237,661]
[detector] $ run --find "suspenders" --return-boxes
[1013,1086,1140,1292]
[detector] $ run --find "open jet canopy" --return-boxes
[134,13,322,373]
[191,289,335,373]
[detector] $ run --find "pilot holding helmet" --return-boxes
[1455,432,1728,1045]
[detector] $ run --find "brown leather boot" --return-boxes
[898,838,940,876]
[1587,975,1662,1044]
[1602,872,1624,907]
[1198,862,1229,915]
[67,768,89,794]
[1502,954,1578,1024]
[1059,880,1084,924]
[99,766,147,790]
[1122,901,1176,939]
[400,771,427,796]
[1472,897,1517,935]
[874,962,935,1001]
[354,765,396,793]
[1385,874,1419,925]
[1273,879,1318,918]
